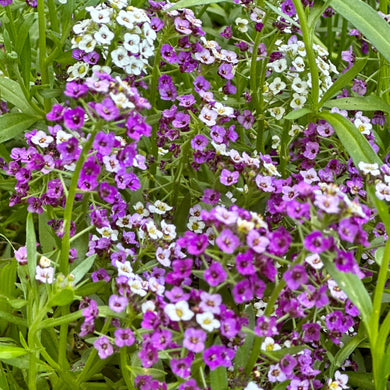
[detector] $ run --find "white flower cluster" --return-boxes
[264,38,338,118]
[70,2,156,79]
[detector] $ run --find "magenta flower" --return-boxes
[284,264,308,290]
[114,328,135,347]
[304,231,331,253]
[216,229,240,254]
[14,246,28,265]
[170,355,193,379]
[183,328,206,353]
[246,230,269,254]
[94,336,114,359]
[63,107,85,129]
[220,169,239,186]
[204,262,227,286]
[232,279,253,303]
[108,295,128,313]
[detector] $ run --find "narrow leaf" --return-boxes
[26,213,37,282]
[0,346,27,360]
[71,254,96,284]
[210,366,228,390]
[319,59,367,105]
[323,96,390,113]
[330,0,390,64]
[284,107,312,120]
[0,113,39,143]
[317,112,382,165]
[0,78,36,115]
[49,288,75,307]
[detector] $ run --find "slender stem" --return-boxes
[5,7,17,43]
[120,347,135,389]
[292,0,320,109]
[37,0,51,112]
[47,0,60,33]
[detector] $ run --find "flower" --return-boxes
[94,336,113,359]
[164,300,194,322]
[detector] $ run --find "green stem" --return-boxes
[5,6,17,43]
[120,347,134,389]
[37,0,51,112]
[292,0,320,109]
[76,319,111,384]
[47,0,60,33]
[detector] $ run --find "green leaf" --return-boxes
[71,254,96,284]
[329,0,390,64]
[210,366,228,390]
[39,213,58,254]
[375,247,385,267]
[323,258,373,338]
[49,288,75,307]
[319,58,367,106]
[164,0,233,11]
[26,213,37,283]
[330,331,366,376]
[0,346,27,360]
[318,112,382,165]
[0,113,39,143]
[74,281,106,297]
[323,96,390,113]
[126,366,166,381]
[284,108,312,120]
[0,78,36,115]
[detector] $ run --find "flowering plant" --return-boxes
[1,0,390,389]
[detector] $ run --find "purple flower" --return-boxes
[191,134,208,151]
[202,189,220,205]
[138,342,158,368]
[63,107,85,129]
[254,316,278,337]
[237,110,254,129]
[216,229,240,254]
[161,44,177,64]
[14,246,28,265]
[64,81,88,99]
[183,328,206,353]
[334,250,355,273]
[91,268,110,282]
[203,346,226,370]
[352,79,367,95]
[46,104,65,122]
[109,294,128,313]
[218,63,234,80]
[170,355,193,378]
[204,262,227,286]
[193,75,210,92]
[304,231,331,253]
[27,197,44,214]
[302,322,321,343]
[93,131,115,156]
[220,169,239,186]
[94,336,114,359]
[232,278,253,304]
[114,328,135,347]
[284,264,308,290]
[246,230,269,254]
[279,354,297,376]
[150,329,172,350]
[95,98,119,121]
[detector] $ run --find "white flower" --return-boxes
[269,77,286,94]
[164,300,194,322]
[103,155,120,173]
[291,77,308,94]
[145,220,163,240]
[290,93,307,109]
[141,300,156,313]
[196,312,220,332]
[111,47,131,68]
[39,256,52,268]
[128,276,147,297]
[124,57,145,75]
[305,253,323,269]
[107,0,127,8]
[133,202,149,217]
[78,34,96,53]
[358,162,380,176]
[354,116,372,135]
[73,19,92,35]
[94,25,115,46]
[268,106,285,120]
[155,247,171,267]
[96,226,118,241]
[35,265,54,284]
[116,261,134,278]
[31,130,54,148]
[271,135,281,149]
[269,59,287,73]
[148,277,164,296]
[67,62,89,80]
[375,181,390,201]
[116,10,135,29]
[213,102,234,117]
[161,220,177,241]
[292,56,305,72]
[328,279,347,301]
[264,162,281,177]
[289,124,303,137]
[148,200,173,214]
[235,17,249,32]
[123,33,141,54]
[110,92,135,110]
[261,337,281,351]
[143,23,156,45]
[89,7,113,24]
[139,40,154,59]
[244,382,264,390]
[187,216,205,233]
[335,370,349,389]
